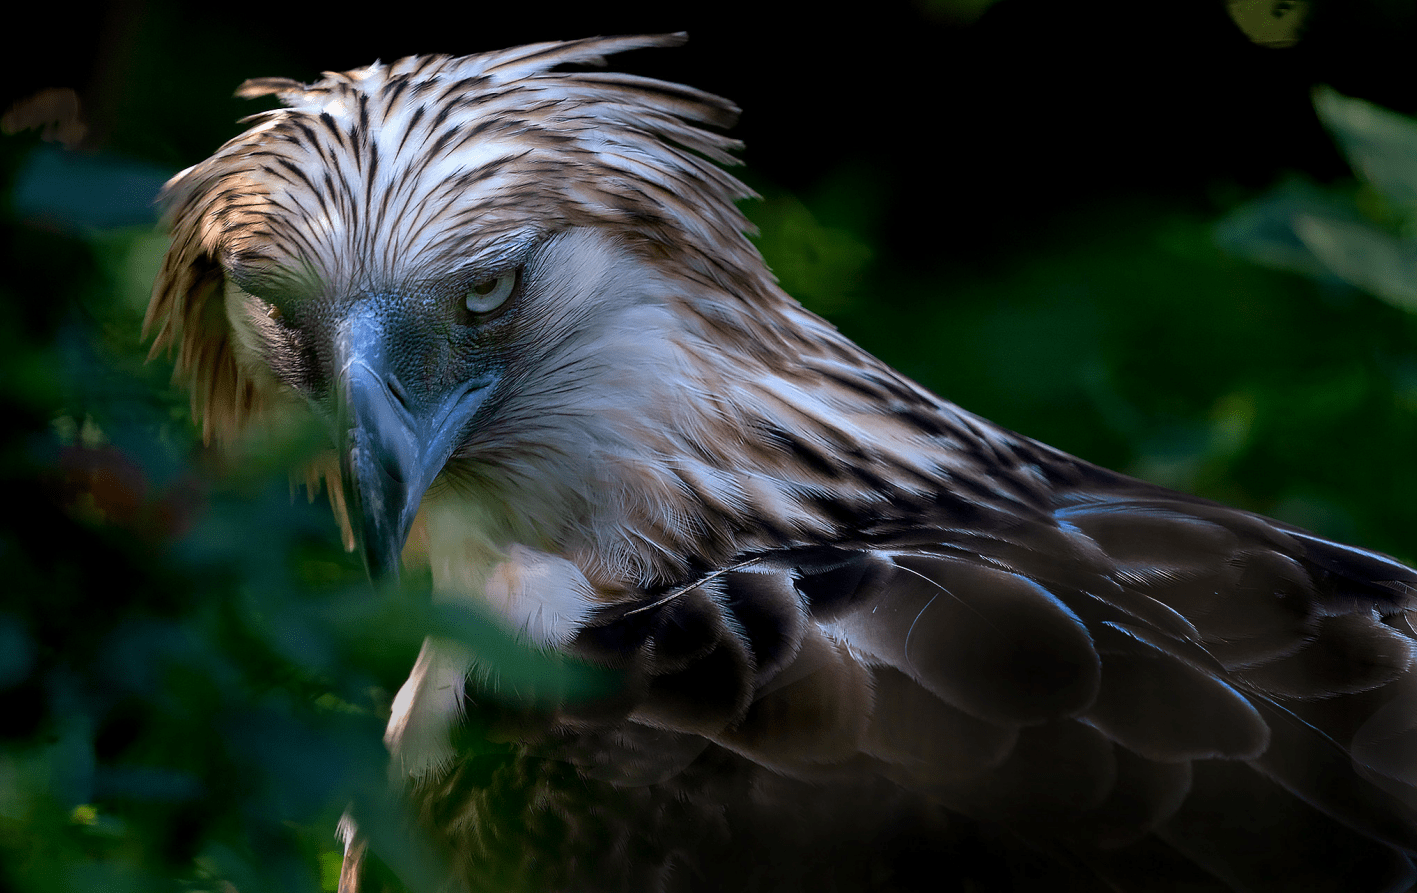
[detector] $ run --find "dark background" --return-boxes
[3,1,1416,890]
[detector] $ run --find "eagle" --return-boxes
[145,34,1417,893]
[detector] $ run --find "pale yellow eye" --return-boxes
[464,273,516,315]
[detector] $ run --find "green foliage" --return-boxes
[1218,89,1417,310]
[0,217,390,892]
[0,128,626,892]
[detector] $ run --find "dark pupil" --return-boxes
[473,279,497,295]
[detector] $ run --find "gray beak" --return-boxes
[334,307,494,581]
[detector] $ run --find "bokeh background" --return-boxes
[3,1,1416,890]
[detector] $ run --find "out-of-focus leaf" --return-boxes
[1226,0,1310,49]
[1294,214,1417,309]
[751,188,874,314]
[1216,91,1417,312]
[9,147,171,232]
[917,0,1003,24]
[1315,86,1417,212]
[0,614,35,688]
[1214,179,1365,281]
[322,589,620,709]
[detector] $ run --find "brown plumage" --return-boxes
[148,35,1417,892]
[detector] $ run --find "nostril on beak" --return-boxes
[386,374,414,413]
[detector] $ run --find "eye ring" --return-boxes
[464,270,518,317]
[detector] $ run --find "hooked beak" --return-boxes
[335,310,493,581]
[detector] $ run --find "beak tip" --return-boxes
[342,440,412,583]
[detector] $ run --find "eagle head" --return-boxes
[144,34,845,591]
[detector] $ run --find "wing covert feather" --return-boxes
[486,467,1417,892]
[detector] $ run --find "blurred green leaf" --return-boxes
[9,147,170,232]
[1294,213,1417,309]
[1226,0,1311,49]
[1217,90,1417,314]
[917,0,1003,24]
[748,169,881,315]
[1215,178,1370,281]
[1314,86,1417,213]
